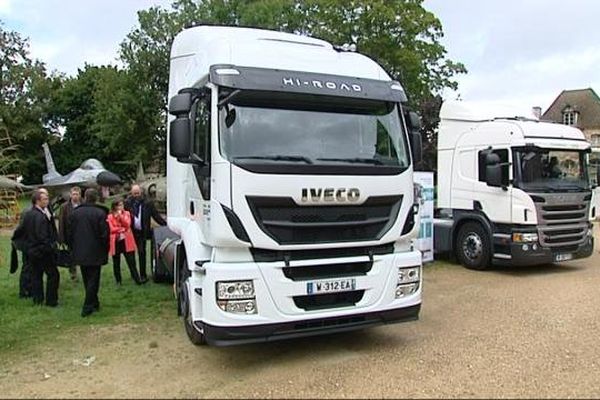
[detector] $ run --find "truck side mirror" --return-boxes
[485,153,503,188]
[409,111,422,131]
[169,92,193,116]
[169,93,193,160]
[170,118,192,160]
[407,111,423,166]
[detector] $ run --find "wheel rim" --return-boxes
[462,232,483,261]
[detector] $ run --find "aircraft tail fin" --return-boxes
[42,143,61,183]
[136,161,145,182]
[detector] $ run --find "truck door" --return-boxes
[475,147,512,224]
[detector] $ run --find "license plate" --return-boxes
[306,278,356,295]
[554,253,573,262]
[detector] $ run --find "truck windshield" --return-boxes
[218,91,409,173]
[514,148,589,192]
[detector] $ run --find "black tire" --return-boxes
[178,261,206,346]
[455,222,491,270]
[151,234,167,283]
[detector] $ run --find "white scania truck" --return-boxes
[153,26,423,346]
[434,101,595,269]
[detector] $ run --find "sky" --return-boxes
[1,0,599,113]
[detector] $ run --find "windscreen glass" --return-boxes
[515,148,589,191]
[218,91,410,171]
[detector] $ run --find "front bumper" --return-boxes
[494,237,594,266]
[196,304,420,346]
[187,250,422,346]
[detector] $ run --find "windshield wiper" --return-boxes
[233,155,314,164]
[317,157,385,165]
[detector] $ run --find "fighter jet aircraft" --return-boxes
[39,143,122,199]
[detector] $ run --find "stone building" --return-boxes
[542,88,600,145]
[541,88,600,182]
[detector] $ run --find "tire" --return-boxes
[455,222,491,270]
[151,234,167,283]
[178,261,206,346]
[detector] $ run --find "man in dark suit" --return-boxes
[124,184,166,283]
[68,189,109,317]
[21,189,59,307]
[58,186,81,282]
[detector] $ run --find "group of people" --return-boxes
[11,185,166,317]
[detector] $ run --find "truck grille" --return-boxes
[293,290,365,311]
[532,192,590,248]
[283,261,372,281]
[247,195,402,245]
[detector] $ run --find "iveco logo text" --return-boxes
[283,77,362,92]
[301,188,360,202]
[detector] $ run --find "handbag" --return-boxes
[56,245,73,268]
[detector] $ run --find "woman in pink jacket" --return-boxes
[107,200,142,285]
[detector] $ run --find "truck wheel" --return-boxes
[178,262,206,346]
[151,234,166,283]
[456,222,491,270]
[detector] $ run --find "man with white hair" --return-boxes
[124,184,166,283]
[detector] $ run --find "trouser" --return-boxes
[81,265,101,313]
[30,255,59,306]
[133,230,147,280]
[113,240,141,283]
[69,265,78,280]
[66,245,78,281]
[19,252,32,298]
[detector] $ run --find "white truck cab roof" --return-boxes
[439,101,589,151]
[169,25,397,90]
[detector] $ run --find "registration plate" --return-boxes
[554,253,573,262]
[306,278,356,295]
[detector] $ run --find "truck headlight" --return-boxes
[217,299,257,314]
[396,266,420,298]
[216,280,258,314]
[512,233,538,243]
[395,282,420,298]
[216,281,255,300]
[398,266,420,284]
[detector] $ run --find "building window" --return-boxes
[591,134,600,147]
[562,107,579,126]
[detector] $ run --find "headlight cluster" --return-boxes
[512,232,538,243]
[396,266,420,299]
[216,280,257,314]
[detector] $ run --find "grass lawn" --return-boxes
[0,233,176,356]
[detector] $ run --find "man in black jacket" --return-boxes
[58,186,81,282]
[124,184,166,282]
[11,188,52,299]
[69,189,109,317]
[21,189,59,306]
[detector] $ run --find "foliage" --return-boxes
[0,23,62,182]
[49,65,158,179]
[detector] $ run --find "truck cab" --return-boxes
[156,26,423,345]
[435,101,594,269]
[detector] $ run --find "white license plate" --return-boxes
[306,278,356,295]
[554,253,573,262]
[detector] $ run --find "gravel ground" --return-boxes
[2,247,600,398]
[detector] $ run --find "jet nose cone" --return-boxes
[97,171,122,187]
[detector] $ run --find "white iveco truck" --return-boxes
[434,101,595,270]
[153,26,423,346]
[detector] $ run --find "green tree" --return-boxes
[50,65,157,179]
[119,0,465,171]
[0,22,61,182]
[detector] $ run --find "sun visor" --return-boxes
[209,64,407,103]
